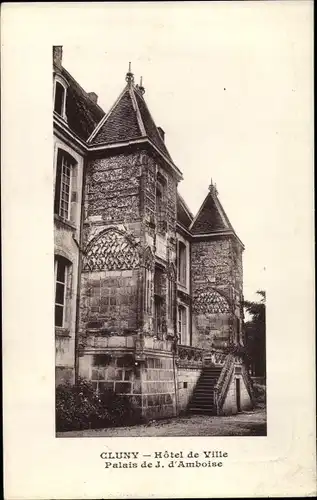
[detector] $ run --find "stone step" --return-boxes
[191,394,214,400]
[199,372,221,375]
[191,404,215,409]
[188,408,217,415]
[199,373,220,376]
[187,366,222,415]
[196,384,218,388]
[194,386,216,391]
[203,368,222,373]
[190,400,213,407]
[202,367,222,371]
[196,379,219,383]
[191,399,214,405]
[189,405,216,411]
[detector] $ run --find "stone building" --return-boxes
[53,46,253,419]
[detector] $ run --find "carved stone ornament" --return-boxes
[167,262,177,281]
[83,228,140,271]
[193,288,230,314]
[142,246,155,269]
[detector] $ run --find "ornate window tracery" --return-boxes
[83,229,140,272]
[193,288,230,314]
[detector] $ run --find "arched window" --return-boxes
[54,149,76,221]
[54,255,71,328]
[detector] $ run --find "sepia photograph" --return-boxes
[3,2,315,498]
[54,43,266,438]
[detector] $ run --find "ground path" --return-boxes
[57,406,266,438]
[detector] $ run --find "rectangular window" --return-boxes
[156,172,167,233]
[54,151,73,220]
[144,269,152,314]
[156,183,163,224]
[178,241,187,286]
[154,265,165,338]
[55,256,68,327]
[178,305,188,345]
[154,296,163,335]
[168,278,174,321]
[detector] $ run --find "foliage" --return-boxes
[223,343,247,357]
[252,382,266,404]
[244,290,266,377]
[56,378,141,432]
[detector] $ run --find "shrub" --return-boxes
[56,378,141,432]
[253,383,266,404]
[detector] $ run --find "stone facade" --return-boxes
[54,135,85,385]
[191,237,244,350]
[53,46,252,419]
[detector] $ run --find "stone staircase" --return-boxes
[188,366,223,414]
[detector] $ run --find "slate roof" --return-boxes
[177,193,193,229]
[134,90,172,160]
[61,67,105,141]
[190,187,233,235]
[88,87,141,144]
[88,83,173,162]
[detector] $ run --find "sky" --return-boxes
[59,2,311,303]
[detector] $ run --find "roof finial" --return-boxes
[138,76,145,95]
[209,177,218,196]
[126,61,134,85]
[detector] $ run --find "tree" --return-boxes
[244,290,266,378]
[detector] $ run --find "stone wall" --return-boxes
[80,149,179,342]
[221,371,253,415]
[176,346,203,412]
[85,153,143,224]
[76,147,180,420]
[140,153,178,339]
[79,151,144,340]
[80,268,139,336]
[54,136,84,385]
[191,237,244,350]
[141,355,177,419]
[177,368,201,412]
[78,348,177,420]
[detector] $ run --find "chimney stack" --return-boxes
[157,126,165,142]
[53,46,63,70]
[87,92,98,104]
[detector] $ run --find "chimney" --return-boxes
[157,126,165,142]
[87,92,98,104]
[53,46,63,70]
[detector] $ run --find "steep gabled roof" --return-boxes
[133,90,172,160]
[88,82,173,162]
[61,67,105,141]
[190,184,236,235]
[87,86,142,145]
[177,193,194,229]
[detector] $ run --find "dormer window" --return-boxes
[53,75,68,119]
[54,82,65,114]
